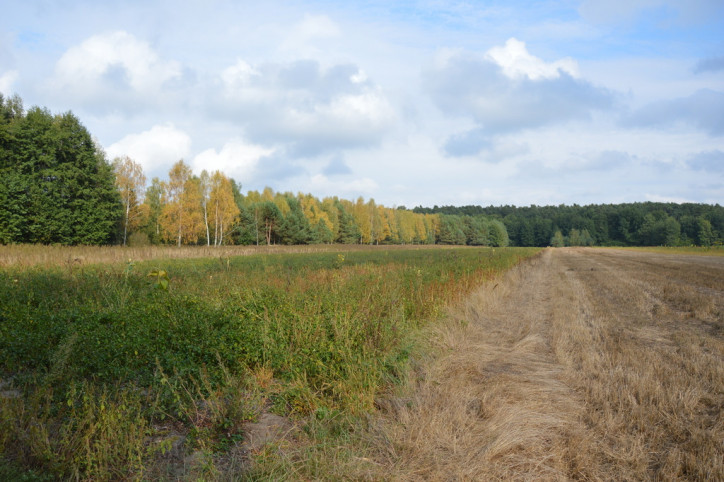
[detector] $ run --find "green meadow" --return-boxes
[0,246,538,480]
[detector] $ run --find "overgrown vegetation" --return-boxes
[0,246,538,479]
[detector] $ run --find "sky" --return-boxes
[1,0,723,208]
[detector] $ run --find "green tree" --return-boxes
[336,202,361,244]
[1,103,121,245]
[696,217,714,247]
[259,201,282,245]
[437,215,465,245]
[487,219,509,247]
[277,196,312,244]
[550,230,565,247]
[142,178,164,244]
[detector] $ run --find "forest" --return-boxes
[1,92,721,248]
[414,202,724,247]
[0,94,508,248]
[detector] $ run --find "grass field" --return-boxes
[0,245,538,480]
[0,243,459,269]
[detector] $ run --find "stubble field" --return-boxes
[371,247,723,480]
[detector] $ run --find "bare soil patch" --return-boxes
[372,248,724,480]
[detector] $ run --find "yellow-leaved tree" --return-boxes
[208,171,240,246]
[353,196,372,244]
[160,160,204,246]
[112,156,147,246]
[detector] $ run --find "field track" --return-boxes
[374,248,724,480]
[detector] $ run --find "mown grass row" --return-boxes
[0,247,539,480]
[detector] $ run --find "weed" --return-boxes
[0,246,538,478]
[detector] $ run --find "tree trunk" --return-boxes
[123,199,130,246]
[214,202,219,246]
[204,201,210,246]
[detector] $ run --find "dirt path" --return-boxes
[372,248,724,480]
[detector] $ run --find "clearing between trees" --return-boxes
[371,248,724,480]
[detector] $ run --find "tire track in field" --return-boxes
[372,249,599,480]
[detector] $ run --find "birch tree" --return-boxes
[112,156,147,246]
[208,171,240,246]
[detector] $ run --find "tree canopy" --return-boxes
[0,94,122,245]
[414,203,724,247]
[3,93,721,248]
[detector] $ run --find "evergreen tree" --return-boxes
[336,202,361,244]
[0,98,121,245]
[277,196,313,244]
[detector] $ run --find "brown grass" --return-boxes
[367,247,724,480]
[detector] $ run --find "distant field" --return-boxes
[0,246,539,480]
[0,243,470,269]
[611,245,724,256]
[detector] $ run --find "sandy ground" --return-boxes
[373,248,724,480]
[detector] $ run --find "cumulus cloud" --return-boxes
[51,31,182,112]
[106,123,191,176]
[192,140,275,182]
[485,38,579,80]
[0,70,17,93]
[687,150,724,172]
[622,89,724,136]
[427,39,613,156]
[216,58,395,155]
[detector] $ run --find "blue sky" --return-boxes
[2,0,723,207]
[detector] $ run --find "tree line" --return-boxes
[414,202,724,247]
[6,93,719,249]
[1,94,509,247]
[129,160,510,247]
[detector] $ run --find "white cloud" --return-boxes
[221,59,260,90]
[644,193,696,203]
[279,14,342,58]
[216,59,395,155]
[192,140,275,182]
[309,173,378,195]
[106,123,191,176]
[51,31,182,110]
[0,70,17,93]
[295,14,341,40]
[426,42,613,149]
[485,38,579,80]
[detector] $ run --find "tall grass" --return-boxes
[0,247,538,479]
[0,243,462,269]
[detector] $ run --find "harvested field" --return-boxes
[372,248,724,480]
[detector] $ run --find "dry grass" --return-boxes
[0,243,461,269]
[367,247,724,480]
